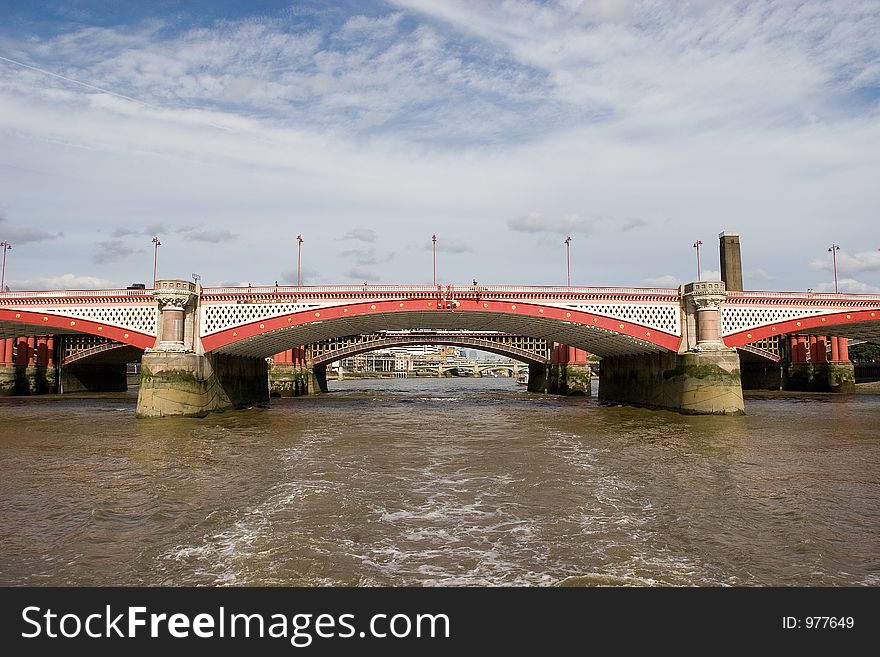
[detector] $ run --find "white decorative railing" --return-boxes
[201,284,680,298]
[0,289,153,301]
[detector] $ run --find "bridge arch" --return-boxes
[60,341,144,367]
[311,334,548,366]
[724,309,880,348]
[201,298,682,358]
[0,308,154,349]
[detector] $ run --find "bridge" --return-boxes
[2,276,878,416]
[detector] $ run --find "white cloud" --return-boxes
[809,249,880,275]
[340,248,395,265]
[342,228,378,243]
[0,2,876,292]
[179,226,237,243]
[428,238,472,253]
[745,268,775,283]
[641,275,680,288]
[507,213,595,235]
[813,278,880,294]
[9,273,117,290]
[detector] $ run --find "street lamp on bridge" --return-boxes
[828,243,840,293]
[693,240,703,280]
[151,236,161,288]
[432,234,437,286]
[564,235,572,287]
[296,234,304,287]
[0,240,11,291]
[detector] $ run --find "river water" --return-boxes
[1,378,878,586]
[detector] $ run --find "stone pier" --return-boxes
[0,335,58,394]
[526,362,549,393]
[547,345,592,396]
[136,280,269,418]
[598,281,744,415]
[269,347,328,396]
[270,347,328,396]
[138,352,268,417]
[784,334,855,393]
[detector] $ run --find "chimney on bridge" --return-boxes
[719,232,743,291]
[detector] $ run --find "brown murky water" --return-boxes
[1,378,878,586]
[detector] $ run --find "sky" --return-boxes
[0,0,878,293]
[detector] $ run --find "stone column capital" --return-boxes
[154,280,198,311]
[683,281,727,311]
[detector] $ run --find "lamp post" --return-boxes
[564,235,571,286]
[296,234,304,287]
[0,240,11,291]
[828,244,840,293]
[693,240,703,280]
[432,234,437,285]
[151,236,161,288]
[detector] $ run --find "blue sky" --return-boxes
[0,0,878,292]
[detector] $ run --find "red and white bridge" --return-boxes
[2,283,879,356]
[2,281,878,416]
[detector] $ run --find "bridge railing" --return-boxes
[0,288,154,300]
[728,291,880,303]
[200,284,680,299]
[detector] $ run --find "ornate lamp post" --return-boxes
[432,234,437,286]
[828,244,840,293]
[0,240,11,291]
[564,235,572,286]
[297,234,304,287]
[151,236,161,288]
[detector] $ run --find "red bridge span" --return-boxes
[2,281,878,416]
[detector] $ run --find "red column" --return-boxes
[814,336,827,363]
[0,338,7,364]
[808,336,818,364]
[790,335,807,363]
[568,348,588,364]
[830,337,840,362]
[797,335,809,363]
[36,336,48,367]
[46,336,54,367]
[16,337,27,366]
[839,338,849,362]
[26,336,36,366]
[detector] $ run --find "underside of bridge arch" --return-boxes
[0,310,154,349]
[57,344,144,394]
[311,337,547,367]
[724,310,880,348]
[203,305,680,359]
[1,315,151,395]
